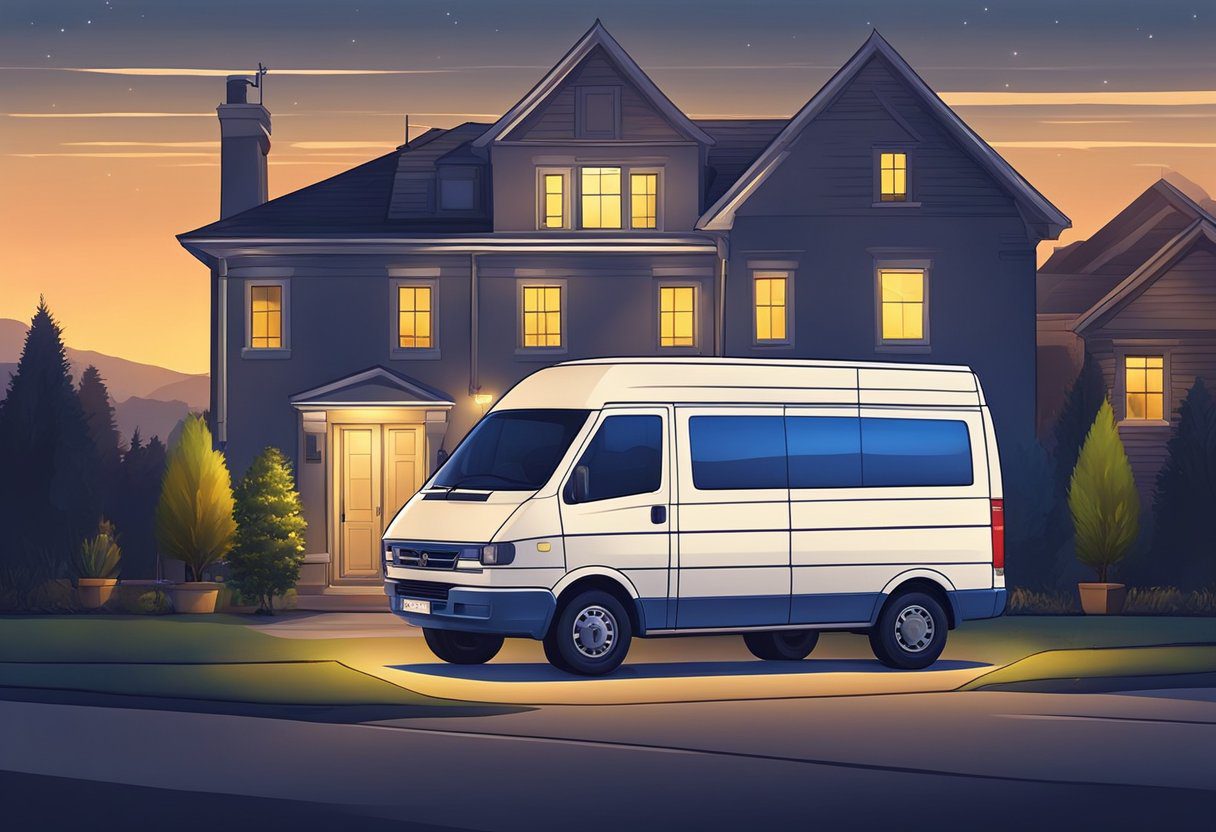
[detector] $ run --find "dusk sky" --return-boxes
[2,0,1213,374]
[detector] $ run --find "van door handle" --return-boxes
[650,505,666,525]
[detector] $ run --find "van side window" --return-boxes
[689,416,787,490]
[569,415,662,502]
[861,418,972,487]
[786,416,863,488]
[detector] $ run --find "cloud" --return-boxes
[943,91,1216,106]
[13,152,218,158]
[6,112,215,118]
[62,141,221,148]
[1038,119,1133,125]
[991,140,1216,149]
[0,65,547,77]
[289,141,408,149]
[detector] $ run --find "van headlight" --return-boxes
[480,543,516,566]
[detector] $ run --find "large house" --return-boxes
[1037,178,1216,493]
[178,21,1068,597]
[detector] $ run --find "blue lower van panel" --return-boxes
[676,595,789,628]
[790,592,883,625]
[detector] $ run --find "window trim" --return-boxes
[575,85,621,140]
[389,278,440,360]
[628,168,663,231]
[242,278,291,359]
[656,281,701,354]
[578,165,624,230]
[516,278,568,357]
[536,167,572,230]
[1115,348,1171,426]
[874,260,931,352]
[872,147,921,208]
[751,270,793,348]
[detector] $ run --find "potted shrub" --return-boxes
[1068,400,1140,614]
[155,415,236,614]
[76,520,121,609]
[229,447,308,615]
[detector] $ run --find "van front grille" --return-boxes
[391,544,462,570]
[394,580,453,601]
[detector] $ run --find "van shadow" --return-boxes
[389,658,989,683]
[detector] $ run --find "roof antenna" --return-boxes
[404,114,410,147]
[251,61,268,105]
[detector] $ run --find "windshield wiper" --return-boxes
[438,474,533,496]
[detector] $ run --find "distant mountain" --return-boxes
[0,317,208,443]
[0,318,208,407]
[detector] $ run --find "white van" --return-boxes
[383,358,1006,676]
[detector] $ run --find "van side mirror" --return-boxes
[568,465,590,503]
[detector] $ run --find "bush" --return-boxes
[1069,400,1139,583]
[1006,586,1080,615]
[77,520,122,580]
[229,447,307,614]
[1149,378,1216,589]
[155,415,236,582]
[109,585,172,615]
[1124,587,1216,616]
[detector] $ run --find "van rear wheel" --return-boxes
[744,630,820,661]
[545,589,632,676]
[868,591,947,669]
[423,628,504,665]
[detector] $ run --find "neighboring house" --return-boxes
[1037,178,1216,492]
[178,21,1068,596]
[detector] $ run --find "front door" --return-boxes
[337,424,425,582]
[559,407,673,629]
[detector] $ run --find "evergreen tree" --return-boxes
[155,414,235,582]
[111,429,168,579]
[1001,440,1059,590]
[1050,352,1107,507]
[78,365,122,515]
[230,447,307,614]
[0,300,99,597]
[1149,378,1216,589]
[1069,400,1140,583]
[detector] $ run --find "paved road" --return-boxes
[3,682,1214,831]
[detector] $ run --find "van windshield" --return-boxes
[433,409,591,491]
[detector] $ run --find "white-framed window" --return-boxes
[390,279,440,359]
[243,278,290,358]
[537,168,571,230]
[580,166,623,229]
[630,170,660,230]
[1122,353,1168,422]
[518,281,567,353]
[752,271,791,345]
[874,261,930,350]
[576,86,621,139]
[876,150,909,202]
[658,284,697,349]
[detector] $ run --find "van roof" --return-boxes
[494,357,984,411]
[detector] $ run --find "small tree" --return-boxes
[1150,378,1216,589]
[78,365,123,518]
[111,430,167,579]
[155,414,235,582]
[1068,400,1140,583]
[229,447,307,614]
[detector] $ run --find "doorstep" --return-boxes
[294,585,388,612]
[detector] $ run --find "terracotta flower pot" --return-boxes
[170,582,221,614]
[1078,582,1126,615]
[76,578,118,610]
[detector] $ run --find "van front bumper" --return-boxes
[386,580,556,639]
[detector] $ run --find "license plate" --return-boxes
[399,598,431,614]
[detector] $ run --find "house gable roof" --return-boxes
[290,366,455,408]
[696,31,1070,238]
[472,20,715,148]
[1073,219,1216,334]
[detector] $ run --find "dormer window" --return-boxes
[576,86,620,139]
[438,167,480,211]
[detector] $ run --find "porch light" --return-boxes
[472,392,493,411]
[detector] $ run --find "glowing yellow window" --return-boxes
[879,152,907,202]
[249,285,282,349]
[630,173,657,229]
[580,167,622,229]
[754,273,788,342]
[398,285,433,349]
[522,285,562,348]
[1125,356,1164,420]
[542,173,565,229]
[659,286,695,348]
[880,270,925,341]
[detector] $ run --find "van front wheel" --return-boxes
[545,589,632,676]
[868,591,947,669]
[423,628,504,665]
[744,630,820,661]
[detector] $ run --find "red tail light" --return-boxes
[990,499,1005,570]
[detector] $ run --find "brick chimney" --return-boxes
[217,75,271,218]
